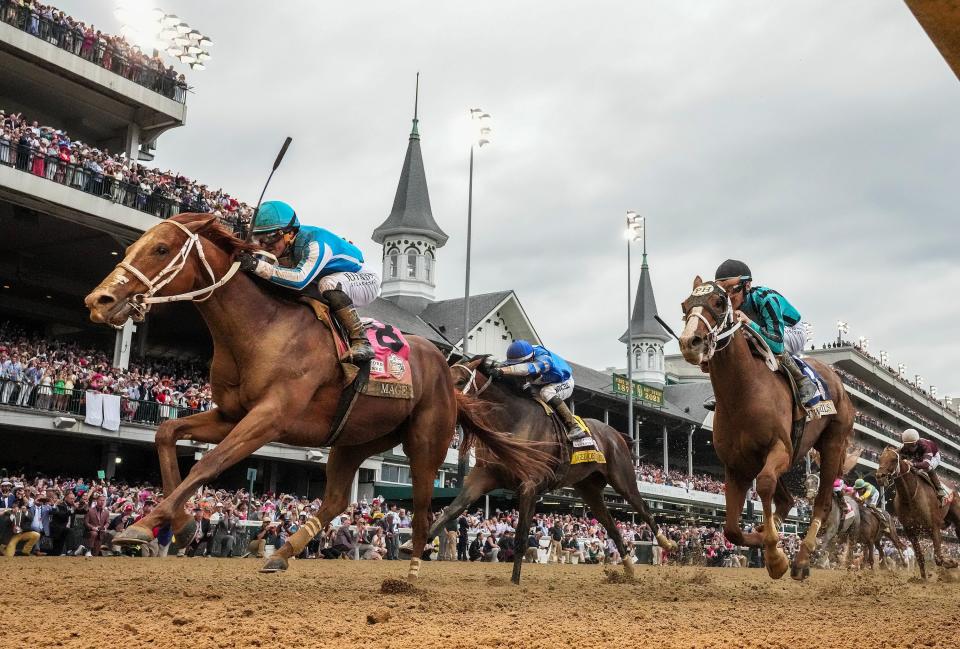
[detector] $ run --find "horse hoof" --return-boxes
[406,572,419,584]
[111,526,154,546]
[790,563,810,581]
[170,519,197,551]
[766,552,789,580]
[260,557,289,573]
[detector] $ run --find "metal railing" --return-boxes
[1,0,188,104]
[0,146,182,219]
[0,379,205,426]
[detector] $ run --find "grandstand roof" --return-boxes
[360,297,450,347]
[420,290,514,347]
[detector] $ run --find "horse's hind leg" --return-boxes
[262,442,375,572]
[576,475,634,578]
[909,534,926,579]
[425,467,498,545]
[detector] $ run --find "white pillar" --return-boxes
[112,319,136,370]
[687,426,694,477]
[124,123,141,161]
[663,424,669,471]
[350,471,360,505]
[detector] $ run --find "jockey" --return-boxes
[490,340,587,442]
[899,428,948,502]
[236,200,380,363]
[853,478,880,508]
[703,259,818,411]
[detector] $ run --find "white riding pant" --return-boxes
[783,324,807,356]
[539,378,574,402]
[317,263,381,307]
[864,491,880,508]
[928,452,941,471]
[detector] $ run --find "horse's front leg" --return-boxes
[135,402,285,542]
[756,442,791,579]
[722,475,762,547]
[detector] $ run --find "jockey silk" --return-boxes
[512,345,574,386]
[741,285,802,354]
[260,225,364,290]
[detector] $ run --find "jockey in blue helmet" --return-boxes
[237,200,380,362]
[703,259,817,411]
[490,340,587,442]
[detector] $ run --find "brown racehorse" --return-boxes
[853,501,905,570]
[83,214,553,581]
[679,277,853,580]
[876,446,960,579]
[421,357,676,584]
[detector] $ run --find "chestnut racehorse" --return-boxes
[423,357,676,584]
[84,214,552,581]
[679,277,853,580]
[876,446,960,579]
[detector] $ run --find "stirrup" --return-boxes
[344,341,374,364]
[567,427,588,442]
[703,395,716,412]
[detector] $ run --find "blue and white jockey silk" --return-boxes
[251,225,381,306]
[503,345,576,401]
[257,225,364,290]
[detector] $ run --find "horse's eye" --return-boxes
[155,244,169,256]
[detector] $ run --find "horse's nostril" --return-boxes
[96,294,116,306]
[690,335,703,347]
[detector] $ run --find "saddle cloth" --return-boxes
[533,398,606,465]
[793,356,837,420]
[300,297,414,400]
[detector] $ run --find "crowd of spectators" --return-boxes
[1,109,254,228]
[1,0,188,102]
[634,463,726,494]
[0,320,214,423]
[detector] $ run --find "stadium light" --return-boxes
[915,375,924,389]
[199,35,213,47]
[930,386,938,398]
[117,4,212,69]
[897,363,906,378]
[624,209,646,468]
[879,350,888,365]
[858,336,869,351]
[836,320,848,345]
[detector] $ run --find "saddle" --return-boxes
[533,398,606,468]
[300,296,414,445]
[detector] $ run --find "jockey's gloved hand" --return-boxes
[489,366,503,379]
[237,251,260,274]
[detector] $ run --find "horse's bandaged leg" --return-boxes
[803,517,822,552]
[656,531,678,552]
[622,554,635,578]
[407,556,422,582]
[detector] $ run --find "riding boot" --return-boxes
[777,351,819,408]
[925,470,948,503]
[323,289,374,364]
[548,396,588,442]
[702,395,716,412]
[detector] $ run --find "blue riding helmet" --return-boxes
[505,340,535,363]
[252,200,300,233]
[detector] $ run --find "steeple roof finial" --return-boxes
[411,71,420,140]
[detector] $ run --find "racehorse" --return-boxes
[679,277,854,580]
[806,476,861,568]
[422,356,676,584]
[854,501,905,570]
[83,214,553,582]
[876,446,960,579]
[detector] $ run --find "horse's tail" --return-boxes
[455,390,556,487]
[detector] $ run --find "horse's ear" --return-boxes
[187,215,219,234]
[693,275,703,289]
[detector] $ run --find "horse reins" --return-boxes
[111,220,241,326]
[453,364,493,397]
[682,282,742,360]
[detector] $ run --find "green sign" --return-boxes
[97,470,106,480]
[612,374,664,407]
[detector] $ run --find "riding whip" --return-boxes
[244,136,293,242]
[654,315,681,341]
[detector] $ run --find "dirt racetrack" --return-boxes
[3,558,959,649]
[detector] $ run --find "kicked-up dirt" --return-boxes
[2,557,959,648]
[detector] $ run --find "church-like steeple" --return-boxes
[373,74,447,314]
[621,253,671,385]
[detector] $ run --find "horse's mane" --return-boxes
[169,213,261,256]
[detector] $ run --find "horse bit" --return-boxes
[109,220,241,327]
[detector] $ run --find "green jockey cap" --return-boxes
[853,478,867,490]
[252,200,300,234]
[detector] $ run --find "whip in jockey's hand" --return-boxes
[239,200,380,364]
[494,340,587,443]
[702,260,818,412]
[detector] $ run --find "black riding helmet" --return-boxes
[714,259,752,281]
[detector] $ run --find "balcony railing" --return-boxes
[0,379,204,426]
[0,145,181,219]
[1,0,188,104]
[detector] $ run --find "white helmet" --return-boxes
[901,428,920,444]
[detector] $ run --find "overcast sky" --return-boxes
[60,1,960,395]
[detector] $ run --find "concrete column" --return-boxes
[134,318,149,359]
[663,424,669,471]
[112,318,136,369]
[124,123,141,161]
[603,409,609,425]
[350,471,359,505]
[268,461,278,494]
[687,426,694,477]
[102,443,119,480]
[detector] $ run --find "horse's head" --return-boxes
[875,446,905,487]
[84,214,240,328]
[679,275,735,365]
[450,355,494,396]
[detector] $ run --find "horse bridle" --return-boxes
[877,450,909,487]
[682,281,742,360]
[452,363,493,397]
[110,220,241,327]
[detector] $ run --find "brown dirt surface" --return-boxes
[3,558,960,648]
